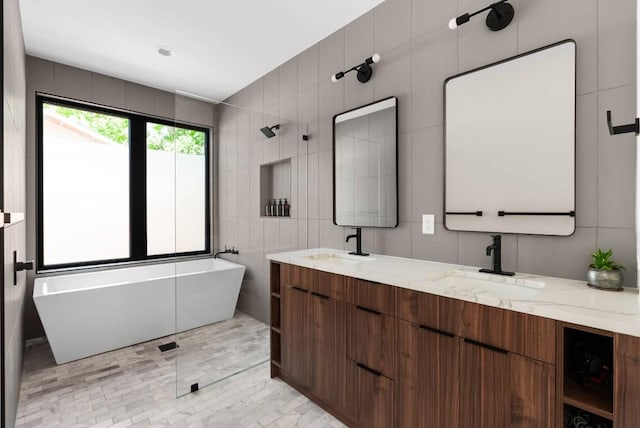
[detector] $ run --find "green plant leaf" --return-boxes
[590,248,623,270]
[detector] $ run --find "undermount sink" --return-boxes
[431,270,545,290]
[304,252,376,264]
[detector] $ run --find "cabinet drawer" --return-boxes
[348,304,396,378]
[312,271,345,300]
[282,263,314,291]
[396,287,461,334]
[460,301,556,363]
[346,277,395,316]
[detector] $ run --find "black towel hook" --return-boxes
[606,110,639,136]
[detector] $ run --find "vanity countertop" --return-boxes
[267,248,640,338]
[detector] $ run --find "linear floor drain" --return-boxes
[158,341,179,352]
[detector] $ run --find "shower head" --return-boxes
[260,124,280,138]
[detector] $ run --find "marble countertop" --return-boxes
[267,248,640,338]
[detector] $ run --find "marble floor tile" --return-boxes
[16,311,345,428]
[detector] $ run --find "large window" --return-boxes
[37,96,210,270]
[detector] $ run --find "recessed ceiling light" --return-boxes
[157,46,173,57]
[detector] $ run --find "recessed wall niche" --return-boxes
[260,158,292,218]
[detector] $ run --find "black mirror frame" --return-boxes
[332,96,399,228]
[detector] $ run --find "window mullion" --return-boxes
[130,116,147,260]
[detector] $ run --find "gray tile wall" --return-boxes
[3,0,27,425]
[24,57,218,340]
[216,0,637,324]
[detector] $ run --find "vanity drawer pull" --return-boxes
[356,305,382,316]
[291,285,308,293]
[311,291,329,299]
[419,325,454,338]
[464,338,508,354]
[356,362,383,377]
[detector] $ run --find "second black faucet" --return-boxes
[479,234,514,276]
[346,227,369,256]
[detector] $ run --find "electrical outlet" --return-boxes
[422,214,435,235]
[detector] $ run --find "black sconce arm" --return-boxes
[332,54,381,84]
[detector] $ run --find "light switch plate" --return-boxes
[422,214,435,235]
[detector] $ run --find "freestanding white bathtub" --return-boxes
[33,258,245,364]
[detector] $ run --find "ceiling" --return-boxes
[19,0,384,103]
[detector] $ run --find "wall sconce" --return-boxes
[260,124,280,139]
[449,0,514,32]
[331,54,381,84]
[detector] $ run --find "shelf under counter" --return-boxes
[563,378,613,420]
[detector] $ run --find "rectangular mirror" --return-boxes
[444,40,576,236]
[333,96,398,227]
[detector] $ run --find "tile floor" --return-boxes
[15,312,345,427]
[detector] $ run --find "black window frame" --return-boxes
[36,94,211,271]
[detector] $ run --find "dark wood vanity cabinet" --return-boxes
[272,263,640,428]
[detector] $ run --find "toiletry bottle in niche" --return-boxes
[277,199,283,217]
[265,200,271,217]
[284,198,289,217]
[270,199,276,216]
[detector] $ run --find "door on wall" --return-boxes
[2,112,28,427]
[2,0,29,422]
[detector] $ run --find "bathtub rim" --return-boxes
[35,253,237,275]
[33,256,245,298]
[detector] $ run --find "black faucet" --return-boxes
[479,235,514,276]
[346,227,369,256]
[214,246,239,259]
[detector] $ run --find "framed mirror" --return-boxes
[444,40,576,236]
[333,96,398,227]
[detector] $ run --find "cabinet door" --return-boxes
[616,333,640,428]
[398,321,459,428]
[509,353,555,427]
[310,292,347,411]
[460,340,510,427]
[460,340,555,428]
[347,360,395,428]
[281,282,311,388]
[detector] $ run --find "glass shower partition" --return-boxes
[143,114,180,403]
[173,97,271,398]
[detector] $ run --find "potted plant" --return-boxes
[587,248,624,291]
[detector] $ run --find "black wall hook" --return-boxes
[606,110,639,135]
